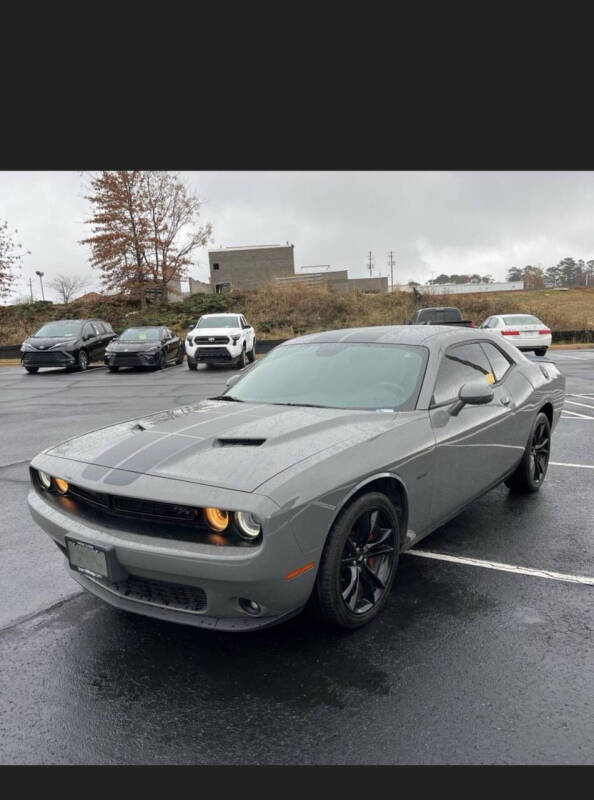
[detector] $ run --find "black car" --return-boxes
[104,326,184,372]
[21,319,116,373]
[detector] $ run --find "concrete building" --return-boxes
[394,281,523,295]
[275,271,388,293]
[208,244,295,293]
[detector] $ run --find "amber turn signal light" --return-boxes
[204,507,229,532]
[54,478,69,494]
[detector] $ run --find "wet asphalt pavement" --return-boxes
[0,352,593,764]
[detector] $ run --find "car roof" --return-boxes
[284,325,486,347]
[200,313,240,317]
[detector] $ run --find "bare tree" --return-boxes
[49,272,91,304]
[142,172,212,303]
[0,219,28,300]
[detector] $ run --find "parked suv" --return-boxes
[21,319,116,373]
[185,313,256,370]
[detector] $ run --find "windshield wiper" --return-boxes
[271,402,327,408]
[209,395,244,402]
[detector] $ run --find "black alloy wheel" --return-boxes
[311,492,400,629]
[77,350,89,371]
[155,350,166,370]
[247,340,256,363]
[25,366,39,374]
[236,347,247,369]
[176,345,184,364]
[506,411,551,492]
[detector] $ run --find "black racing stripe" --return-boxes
[114,435,200,474]
[81,464,111,481]
[90,435,160,468]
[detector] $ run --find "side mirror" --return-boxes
[450,380,494,416]
[225,373,243,389]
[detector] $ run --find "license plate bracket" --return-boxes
[65,537,127,582]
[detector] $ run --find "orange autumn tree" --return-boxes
[81,171,212,307]
[81,171,151,308]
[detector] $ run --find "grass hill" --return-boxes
[1,285,593,346]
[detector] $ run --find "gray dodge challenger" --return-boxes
[28,326,565,631]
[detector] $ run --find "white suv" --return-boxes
[185,313,256,370]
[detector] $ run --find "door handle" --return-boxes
[500,395,511,406]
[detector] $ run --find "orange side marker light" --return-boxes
[285,562,315,581]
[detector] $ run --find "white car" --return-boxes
[480,314,552,356]
[185,313,256,370]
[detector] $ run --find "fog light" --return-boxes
[38,470,52,490]
[54,478,69,494]
[239,598,261,616]
[204,507,229,532]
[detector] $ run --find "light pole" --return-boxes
[35,270,45,300]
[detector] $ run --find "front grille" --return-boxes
[112,495,197,522]
[111,353,147,365]
[23,351,70,363]
[196,347,231,360]
[194,336,230,344]
[69,484,110,508]
[95,575,207,613]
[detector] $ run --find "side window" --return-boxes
[432,343,494,406]
[103,321,114,333]
[480,342,512,382]
[82,323,94,339]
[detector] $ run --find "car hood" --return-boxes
[43,400,404,493]
[189,327,240,337]
[24,337,79,349]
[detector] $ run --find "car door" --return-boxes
[81,322,100,362]
[167,328,179,360]
[427,341,518,527]
[241,316,254,350]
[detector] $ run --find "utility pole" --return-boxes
[28,277,34,303]
[388,251,395,291]
[35,270,45,300]
[367,252,374,277]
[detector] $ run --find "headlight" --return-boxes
[234,511,261,540]
[21,342,34,351]
[204,507,229,532]
[38,470,52,490]
[231,335,240,345]
[54,478,69,494]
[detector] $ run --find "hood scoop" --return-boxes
[214,437,266,447]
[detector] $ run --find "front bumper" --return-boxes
[22,350,76,368]
[185,341,242,364]
[105,351,160,368]
[27,484,315,632]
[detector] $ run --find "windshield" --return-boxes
[502,315,542,326]
[196,315,239,329]
[33,321,82,338]
[227,342,428,410]
[119,327,161,342]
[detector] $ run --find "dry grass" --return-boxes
[1,285,593,346]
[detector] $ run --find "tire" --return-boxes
[247,339,256,363]
[236,346,247,369]
[108,366,119,373]
[505,411,551,493]
[176,346,184,365]
[534,348,548,357]
[310,492,400,630]
[77,350,89,371]
[25,366,38,374]
[155,350,166,370]
[187,358,197,371]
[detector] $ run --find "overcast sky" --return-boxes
[2,171,594,301]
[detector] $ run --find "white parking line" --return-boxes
[550,461,594,469]
[561,410,594,419]
[568,394,594,400]
[406,550,594,586]
[565,400,594,410]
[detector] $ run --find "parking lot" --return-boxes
[0,352,592,764]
